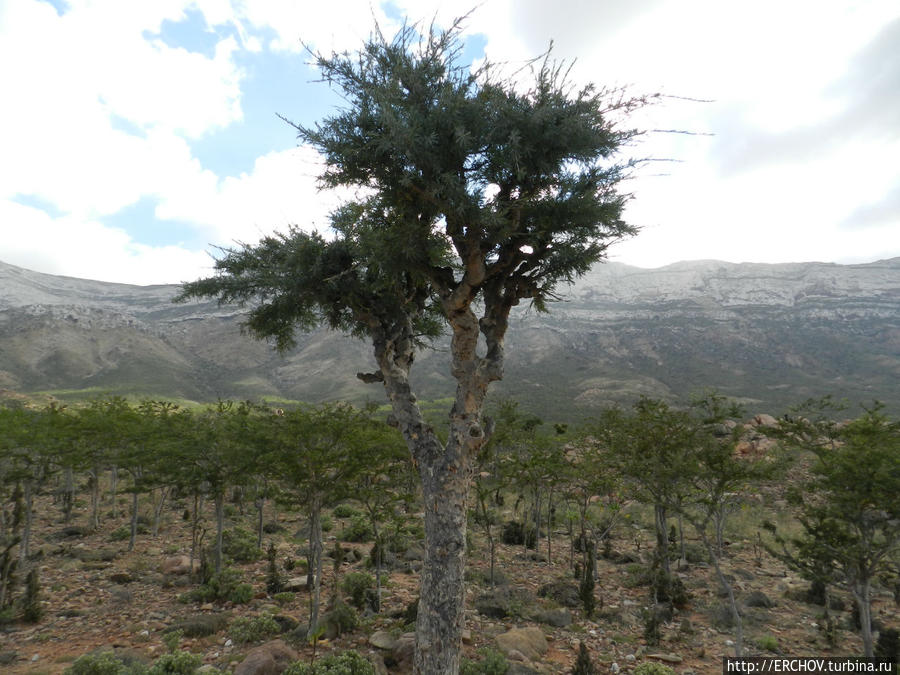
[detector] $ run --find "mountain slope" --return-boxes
[1,258,897,418]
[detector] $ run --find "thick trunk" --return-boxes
[109,466,118,519]
[852,580,874,657]
[89,464,101,531]
[701,530,743,656]
[654,504,671,578]
[415,429,471,675]
[129,491,139,551]
[214,490,225,574]
[20,480,33,564]
[62,466,74,523]
[152,486,170,537]
[306,497,324,639]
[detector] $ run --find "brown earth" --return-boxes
[1,483,897,674]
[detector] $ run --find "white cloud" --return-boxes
[0,199,212,285]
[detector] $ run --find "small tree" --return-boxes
[774,402,900,657]
[178,17,652,673]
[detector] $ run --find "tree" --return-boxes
[177,17,650,673]
[773,402,900,657]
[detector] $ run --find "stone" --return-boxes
[391,633,416,672]
[160,555,195,576]
[647,653,684,663]
[283,576,313,592]
[744,590,775,608]
[536,580,580,608]
[532,608,572,627]
[495,627,548,662]
[234,639,299,675]
[369,630,397,651]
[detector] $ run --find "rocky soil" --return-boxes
[2,468,897,675]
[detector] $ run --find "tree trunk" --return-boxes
[89,464,101,531]
[129,491,139,551]
[852,580,874,657]
[702,530,743,656]
[20,479,33,565]
[654,503,671,578]
[109,466,118,519]
[152,486,170,537]
[414,430,471,675]
[213,489,225,574]
[306,497,323,639]
[62,466,74,523]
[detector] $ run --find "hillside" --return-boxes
[1,258,898,418]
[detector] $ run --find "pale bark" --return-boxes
[852,581,874,657]
[306,497,324,639]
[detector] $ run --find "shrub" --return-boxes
[228,614,281,644]
[333,504,361,519]
[757,635,779,653]
[223,528,261,563]
[322,598,358,637]
[64,651,148,675]
[23,567,43,623]
[273,592,295,606]
[633,664,675,675]
[340,572,375,610]
[266,542,284,594]
[178,568,252,605]
[460,648,509,675]
[320,514,333,533]
[283,650,375,675]
[570,643,596,675]
[147,650,202,675]
[875,628,899,665]
[500,521,536,548]
[341,515,373,543]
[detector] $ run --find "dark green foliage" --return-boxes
[321,597,358,637]
[501,521,536,548]
[875,628,899,666]
[339,572,376,610]
[460,648,509,675]
[340,515,373,543]
[333,504,361,519]
[228,613,281,644]
[164,614,229,638]
[283,650,375,675]
[266,542,284,594]
[223,527,261,563]
[179,568,252,605]
[579,546,596,619]
[642,608,662,646]
[571,643,596,675]
[22,567,42,623]
[147,650,202,675]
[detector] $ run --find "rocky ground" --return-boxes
[1,483,897,675]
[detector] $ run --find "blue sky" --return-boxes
[1,0,898,284]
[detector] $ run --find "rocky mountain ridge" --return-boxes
[1,258,898,419]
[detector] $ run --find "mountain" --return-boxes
[1,258,898,419]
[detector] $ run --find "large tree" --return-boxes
[178,18,649,674]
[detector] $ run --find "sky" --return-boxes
[1,0,898,286]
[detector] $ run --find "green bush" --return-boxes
[320,514,333,533]
[339,572,375,610]
[273,592,295,606]
[178,568,253,605]
[223,528,261,563]
[756,635,779,653]
[333,504,362,519]
[228,614,281,644]
[148,650,201,675]
[282,650,375,675]
[64,651,147,675]
[340,515,373,543]
[460,648,509,675]
[633,664,675,675]
[322,598,358,637]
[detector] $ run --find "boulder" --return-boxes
[233,639,298,675]
[495,627,548,662]
[532,608,572,627]
[537,580,580,608]
[369,630,397,651]
[160,555,196,575]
